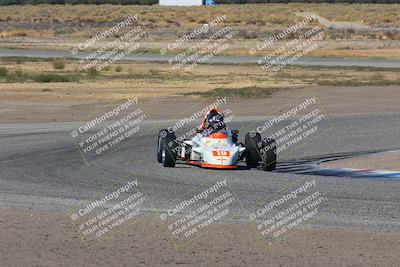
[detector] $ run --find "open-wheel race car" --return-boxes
[157,108,276,171]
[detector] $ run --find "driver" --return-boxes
[199,108,227,136]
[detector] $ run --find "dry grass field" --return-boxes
[1,58,399,103]
[0,4,399,58]
[1,4,399,30]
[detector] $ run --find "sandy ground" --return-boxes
[321,151,400,172]
[0,206,399,267]
[1,86,400,123]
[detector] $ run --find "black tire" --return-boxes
[245,132,262,168]
[161,130,178,167]
[182,143,191,160]
[157,129,167,163]
[261,138,277,171]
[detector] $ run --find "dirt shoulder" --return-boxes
[1,85,400,123]
[321,151,400,172]
[0,206,399,267]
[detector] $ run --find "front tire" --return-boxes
[157,130,165,163]
[159,130,178,167]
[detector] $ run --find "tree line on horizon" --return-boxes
[0,0,398,5]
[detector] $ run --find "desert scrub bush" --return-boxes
[53,59,66,70]
[115,66,123,72]
[4,68,26,82]
[2,69,81,83]
[32,73,79,83]
[86,67,99,78]
[0,67,8,76]
[183,86,282,99]
[148,68,159,76]
[236,29,261,39]
[103,65,111,71]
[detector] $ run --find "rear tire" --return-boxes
[261,138,277,171]
[245,132,261,168]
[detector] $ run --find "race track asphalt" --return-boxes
[0,113,400,231]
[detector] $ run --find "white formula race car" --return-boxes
[157,108,276,171]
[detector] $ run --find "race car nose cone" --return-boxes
[209,133,227,139]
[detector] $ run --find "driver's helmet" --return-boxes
[204,110,225,131]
